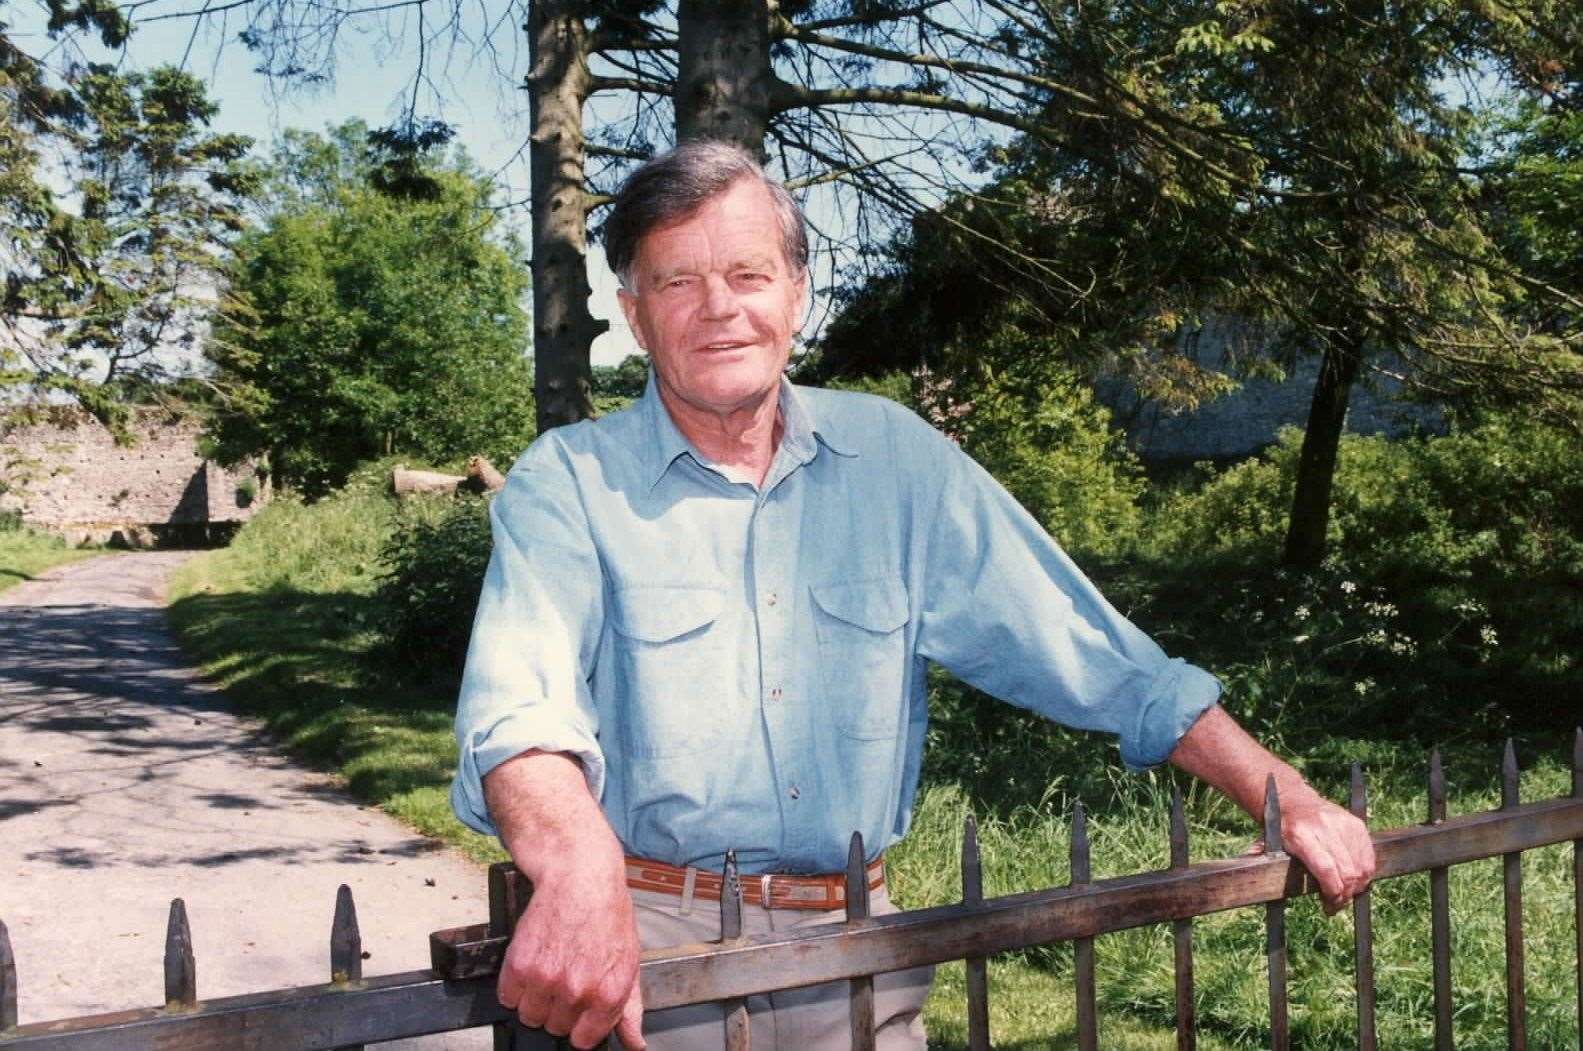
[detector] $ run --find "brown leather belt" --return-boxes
[625,854,884,911]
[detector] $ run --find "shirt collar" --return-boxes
[636,369,855,489]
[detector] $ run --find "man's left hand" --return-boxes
[1276,790,1376,914]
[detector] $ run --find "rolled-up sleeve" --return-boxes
[450,438,607,837]
[914,439,1220,771]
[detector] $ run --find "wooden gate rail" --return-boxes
[1,734,1580,1050]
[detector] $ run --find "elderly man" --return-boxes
[451,141,1375,1050]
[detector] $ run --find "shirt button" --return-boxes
[770,686,782,701]
[766,592,779,607]
[788,784,800,800]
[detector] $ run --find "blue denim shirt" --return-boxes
[451,376,1221,875]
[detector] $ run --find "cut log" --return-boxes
[391,467,466,498]
[462,456,507,494]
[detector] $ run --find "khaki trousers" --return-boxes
[617,881,932,1051]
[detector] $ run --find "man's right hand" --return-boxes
[485,751,647,1050]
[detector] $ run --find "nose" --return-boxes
[699,275,741,320]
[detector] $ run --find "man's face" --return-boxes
[617,178,807,419]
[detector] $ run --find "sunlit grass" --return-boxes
[0,520,102,593]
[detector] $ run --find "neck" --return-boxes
[659,382,782,487]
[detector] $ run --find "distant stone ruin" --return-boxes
[1096,317,1444,463]
[0,406,266,547]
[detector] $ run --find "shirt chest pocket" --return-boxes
[611,585,732,759]
[810,576,910,740]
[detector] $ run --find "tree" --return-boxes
[817,0,1583,567]
[205,125,535,497]
[147,0,1305,430]
[114,0,1581,563]
[3,6,256,425]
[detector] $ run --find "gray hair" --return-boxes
[604,141,810,290]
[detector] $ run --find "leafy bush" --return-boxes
[375,494,494,675]
[1148,412,1583,579]
[828,348,1144,557]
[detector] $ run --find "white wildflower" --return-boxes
[1294,604,1311,621]
[1340,580,1357,594]
[1480,625,1499,647]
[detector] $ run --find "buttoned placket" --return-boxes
[749,440,816,864]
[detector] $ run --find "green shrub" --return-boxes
[1148,412,1583,578]
[829,350,1144,557]
[375,494,494,675]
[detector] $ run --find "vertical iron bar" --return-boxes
[1170,785,1195,1051]
[331,885,364,1051]
[1429,748,1454,1051]
[1570,728,1583,1051]
[488,864,530,1051]
[0,919,16,1032]
[962,813,991,1051]
[1572,727,1581,1051]
[1071,800,1097,1051]
[845,832,876,1051]
[1263,777,1289,1051]
[1502,740,1527,1050]
[720,850,750,1051]
[164,899,196,1010]
[1350,764,1377,1051]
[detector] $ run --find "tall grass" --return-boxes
[0,514,100,593]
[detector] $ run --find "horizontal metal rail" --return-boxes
[4,795,1579,1051]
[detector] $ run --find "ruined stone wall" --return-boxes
[0,407,265,545]
[1097,318,1444,462]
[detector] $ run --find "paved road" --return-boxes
[0,553,491,1046]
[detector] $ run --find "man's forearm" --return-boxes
[482,749,647,1049]
[1166,704,1322,819]
[483,749,624,882]
[1166,702,1375,912]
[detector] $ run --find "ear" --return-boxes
[616,287,649,352]
[790,267,811,333]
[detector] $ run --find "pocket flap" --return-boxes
[811,576,908,633]
[612,585,725,642]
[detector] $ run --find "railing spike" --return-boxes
[1572,727,1581,798]
[961,813,982,903]
[164,899,196,1010]
[1070,799,1090,885]
[1428,748,1446,825]
[961,813,990,1051]
[1170,784,1189,870]
[1,918,17,1032]
[1503,738,1520,809]
[331,885,362,985]
[845,831,871,921]
[1262,775,1284,856]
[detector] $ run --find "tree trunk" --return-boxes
[528,0,605,432]
[1282,331,1365,569]
[674,0,773,153]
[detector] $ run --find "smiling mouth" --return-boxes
[700,341,752,352]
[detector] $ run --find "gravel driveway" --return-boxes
[0,552,491,1047]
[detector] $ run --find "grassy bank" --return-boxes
[164,455,1582,1049]
[166,478,506,865]
[0,518,101,593]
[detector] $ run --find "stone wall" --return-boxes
[0,407,265,546]
[1097,318,1444,462]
